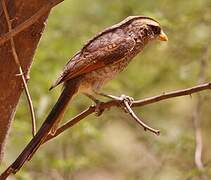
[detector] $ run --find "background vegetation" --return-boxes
[1,0,211,179]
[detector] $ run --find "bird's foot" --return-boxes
[84,93,105,116]
[98,93,134,106]
[117,94,134,106]
[97,93,134,113]
[115,94,134,113]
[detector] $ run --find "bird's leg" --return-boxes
[84,93,104,116]
[84,93,100,104]
[96,92,134,106]
[94,92,134,114]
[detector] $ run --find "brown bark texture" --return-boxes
[0,0,50,162]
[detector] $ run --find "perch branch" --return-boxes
[1,0,36,136]
[44,106,95,142]
[1,82,211,179]
[132,82,211,107]
[44,82,211,143]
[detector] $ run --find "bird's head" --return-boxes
[125,16,168,42]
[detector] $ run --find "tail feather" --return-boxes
[10,78,81,172]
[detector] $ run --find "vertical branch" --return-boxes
[192,44,209,178]
[1,0,36,136]
[193,95,204,170]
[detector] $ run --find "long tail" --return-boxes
[9,78,81,173]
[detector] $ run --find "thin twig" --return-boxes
[1,82,211,179]
[123,100,160,135]
[1,0,36,136]
[0,0,63,46]
[43,82,211,143]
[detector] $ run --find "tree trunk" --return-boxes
[0,0,50,162]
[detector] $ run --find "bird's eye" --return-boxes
[149,25,161,35]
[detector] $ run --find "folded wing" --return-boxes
[50,32,135,90]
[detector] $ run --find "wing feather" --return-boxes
[50,32,135,90]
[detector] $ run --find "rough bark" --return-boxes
[0,0,50,162]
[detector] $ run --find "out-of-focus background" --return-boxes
[2,0,211,179]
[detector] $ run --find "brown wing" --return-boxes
[50,32,135,90]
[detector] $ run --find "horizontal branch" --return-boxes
[44,106,95,142]
[1,82,211,179]
[45,82,211,143]
[133,82,211,107]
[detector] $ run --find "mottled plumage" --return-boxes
[11,16,167,168]
[50,16,167,96]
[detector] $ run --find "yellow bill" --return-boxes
[159,30,168,41]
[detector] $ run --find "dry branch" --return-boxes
[1,82,211,179]
[0,1,211,179]
[123,100,160,135]
[45,82,211,143]
[1,0,36,136]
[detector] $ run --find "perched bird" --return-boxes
[10,16,167,171]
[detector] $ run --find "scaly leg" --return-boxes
[84,93,104,116]
[84,93,100,104]
[95,92,134,106]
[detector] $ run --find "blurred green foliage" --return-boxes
[2,0,211,179]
